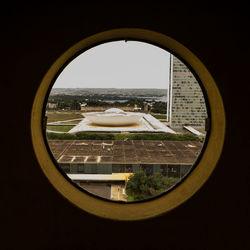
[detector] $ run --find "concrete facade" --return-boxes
[169,55,207,128]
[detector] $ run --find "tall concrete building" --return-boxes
[167,55,207,129]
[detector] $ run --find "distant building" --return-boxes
[143,102,149,112]
[80,103,87,108]
[46,102,57,109]
[167,55,207,128]
[134,107,142,111]
[133,104,142,111]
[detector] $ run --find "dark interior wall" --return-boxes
[1,3,249,250]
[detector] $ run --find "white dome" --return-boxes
[105,108,124,113]
[83,109,144,126]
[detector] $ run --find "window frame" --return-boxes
[31,28,226,221]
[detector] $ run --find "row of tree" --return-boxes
[57,100,81,110]
[48,96,167,113]
[150,101,167,114]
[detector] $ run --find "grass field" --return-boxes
[46,112,83,122]
[152,114,167,119]
[59,120,81,124]
[47,125,75,132]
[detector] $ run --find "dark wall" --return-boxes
[1,3,249,250]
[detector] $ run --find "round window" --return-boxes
[31,29,225,220]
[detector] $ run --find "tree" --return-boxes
[57,100,69,110]
[151,101,167,114]
[126,170,179,201]
[70,100,81,110]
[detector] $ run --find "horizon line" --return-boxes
[52,87,168,90]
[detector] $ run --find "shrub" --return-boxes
[46,132,202,142]
[126,170,180,200]
[75,132,115,140]
[115,133,201,141]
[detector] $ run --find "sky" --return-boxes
[53,40,170,89]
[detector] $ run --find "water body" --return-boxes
[104,100,128,104]
[141,96,168,102]
[104,97,168,103]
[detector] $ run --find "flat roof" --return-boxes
[67,173,132,181]
[48,140,203,165]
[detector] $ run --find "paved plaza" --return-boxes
[68,114,176,134]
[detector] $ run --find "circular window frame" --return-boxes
[31,28,226,221]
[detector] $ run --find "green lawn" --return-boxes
[59,120,81,124]
[152,114,167,119]
[46,112,83,122]
[47,125,75,132]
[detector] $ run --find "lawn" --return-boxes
[152,114,167,119]
[46,112,83,122]
[47,125,75,132]
[59,120,81,124]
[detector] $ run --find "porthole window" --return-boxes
[31,28,225,220]
[44,40,209,202]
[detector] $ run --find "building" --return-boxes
[46,102,58,109]
[48,139,201,200]
[167,55,208,128]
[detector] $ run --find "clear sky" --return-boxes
[53,40,170,89]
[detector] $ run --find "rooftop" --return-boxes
[48,140,203,165]
[67,173,132,181]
